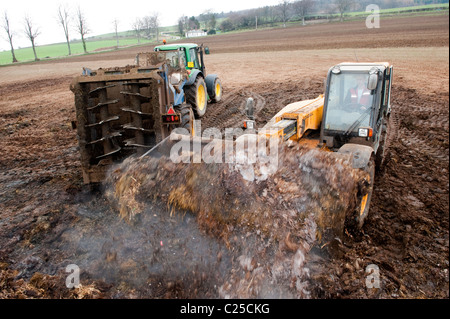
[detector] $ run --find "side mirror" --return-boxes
[204,47,210,55]
[367,73,378,90]
[245,97,254,120]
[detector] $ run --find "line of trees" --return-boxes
[177,15,201,36]
[173,0,366,35]
[131,13,161,44]
[186,0,447,34]
[1,5,162,64]
[176,11,222,37]
[214,0,370,32]
[2,11,44,63]
[168,0,446,38]
[1,5,92,63]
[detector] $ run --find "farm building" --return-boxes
[185,30,207,38]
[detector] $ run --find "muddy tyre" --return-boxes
[185,76,207,118]
[206,76,223,103]
[375,121,388,172]
[346,158,375,232]
[173,104,194,135]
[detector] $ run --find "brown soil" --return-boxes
[0,14,448,299]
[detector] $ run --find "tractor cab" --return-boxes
[153,42,222,118]
[154,43,209,75]
[320,62,393,152]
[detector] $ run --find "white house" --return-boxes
[185,30,207,38]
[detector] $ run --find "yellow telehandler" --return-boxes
[245,62,394,228]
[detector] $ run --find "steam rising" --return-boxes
[94,140,365,298]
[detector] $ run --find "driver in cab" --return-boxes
[344,73,373,111]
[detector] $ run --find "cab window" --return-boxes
[189,48,200,69]
[324,72,372,132]
[164,51,180,68]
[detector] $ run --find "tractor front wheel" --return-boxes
[207,77,223,103]
[212,78,223,103]
[345,157,375,234]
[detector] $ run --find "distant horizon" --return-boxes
[1,1,448,54]
[0,0,281,52]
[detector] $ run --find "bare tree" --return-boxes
[293,0,315,25]
[57,5,71,56]
[142,13,160,42]
[76,7,89,53]
[2,12,18,63]
[24,15,40,61]
[209,14,217,31]
[113,18,119,49]
[335,0,354,22]
[150,12,160,42]
[325,2,336,21]
[278,0,292,28]
[198,10,212,30]
[188,16,200,30]
[264,6,278,27]
[177,15,188,37]
[132,18,143,44]
[199,9,218,31]
[141,16,152,39]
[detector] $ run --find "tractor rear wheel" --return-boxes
[185,76,207,118]
[173,104,195,135]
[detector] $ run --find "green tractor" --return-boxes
[154,43,222,118]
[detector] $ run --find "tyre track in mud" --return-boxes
[200,81,324,132]
[399,130,449,164]
[393,86,449,165]
[200,88,247,130]
[200,88,267,131]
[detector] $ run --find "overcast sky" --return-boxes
[0,0,281,51]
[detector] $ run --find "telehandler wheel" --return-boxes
[186,76,207,118]
[375,119,390,172]
[345,157,375,233]
[357,158,375,229]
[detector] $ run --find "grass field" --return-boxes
[0,37,155,65]
[346,2,448,17]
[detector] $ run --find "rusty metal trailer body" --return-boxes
[71,52,191,184]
